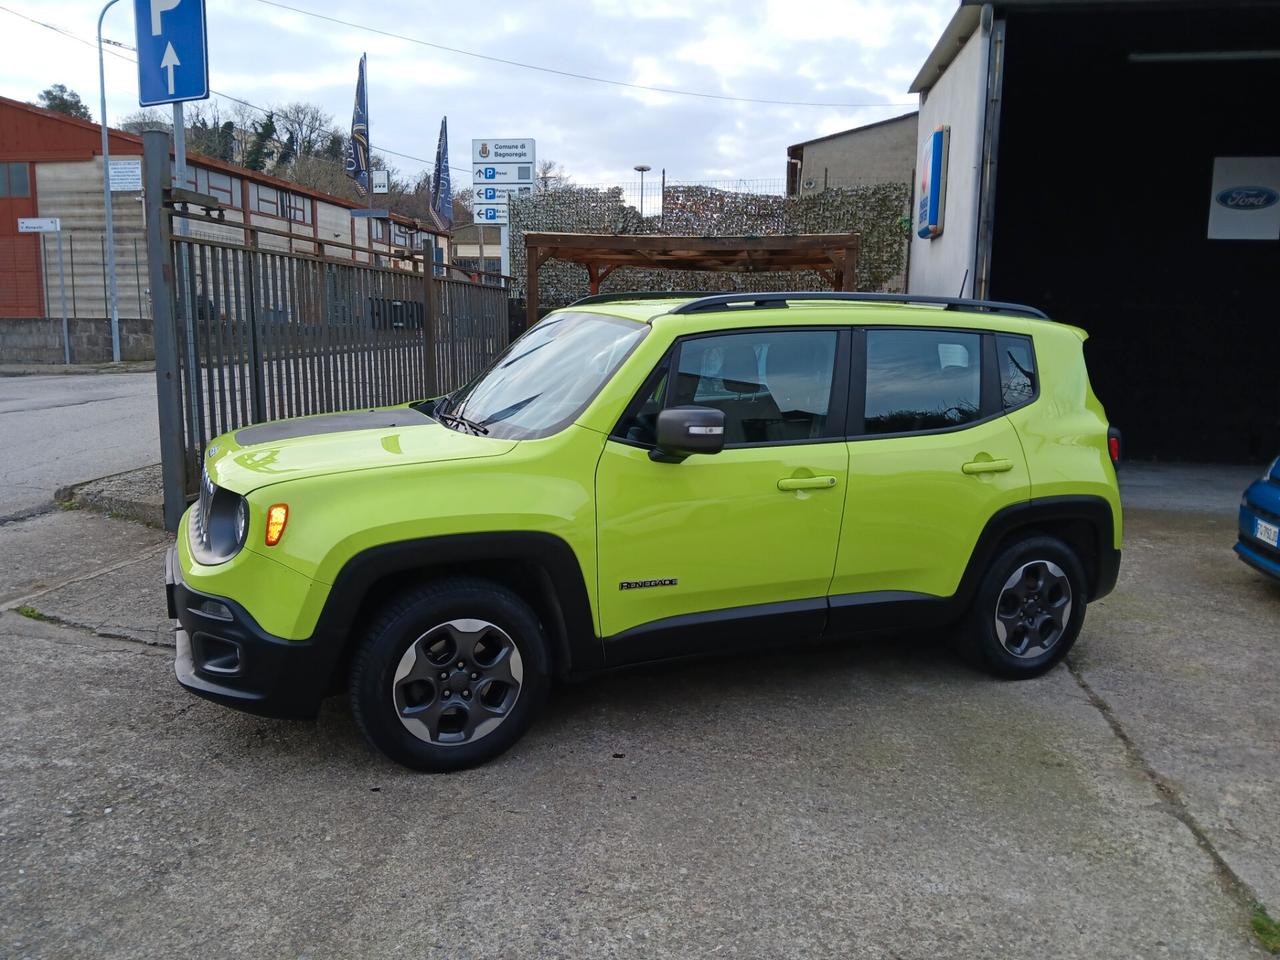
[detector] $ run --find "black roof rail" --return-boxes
[666,292,1051,320]
[569,291,710,307]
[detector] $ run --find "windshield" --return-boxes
[442,311,647,440]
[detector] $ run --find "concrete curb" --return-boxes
[55,463,166,529]
[0,361,155,377]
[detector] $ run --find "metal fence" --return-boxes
[141,131,509,529]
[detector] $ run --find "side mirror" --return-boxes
[650,406,726,463]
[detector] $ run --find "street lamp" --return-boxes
[98,0,122,362]
[634,164,651,219]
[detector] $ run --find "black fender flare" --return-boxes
[311,531,601,685]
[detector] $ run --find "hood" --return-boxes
[203,408,517,494]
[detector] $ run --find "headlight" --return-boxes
[191,472,250,565]
[235,498,249,546]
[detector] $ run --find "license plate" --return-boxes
[1257,519,1280,548]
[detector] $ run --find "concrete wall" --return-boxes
[0,315,152,364]
[796,114,918,193]
[907,23,988,297]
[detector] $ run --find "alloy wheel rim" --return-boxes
[993,560,1073,659]
[392,618,523,745]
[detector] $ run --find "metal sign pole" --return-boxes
[56,229,70,365]
[172,102,188,236]
[97,0,123,363]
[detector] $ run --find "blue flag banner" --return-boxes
[344,54,369,196]
[431,117,453,227]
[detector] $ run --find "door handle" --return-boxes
[961,458,1014,475]
[778,475,839,491]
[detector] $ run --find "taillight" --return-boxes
[1107,427,1122,465]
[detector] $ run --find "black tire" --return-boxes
[349,577,550,771]
[958,535,1088,679]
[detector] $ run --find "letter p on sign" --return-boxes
[151,0,181,35]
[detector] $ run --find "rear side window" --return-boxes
[864,329,982,435]
[997,334,1037,410]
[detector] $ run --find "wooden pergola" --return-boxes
[523,232,860,329]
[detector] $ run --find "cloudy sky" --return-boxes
[0,0,956,187]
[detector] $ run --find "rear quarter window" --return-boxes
[997,334,1037,410]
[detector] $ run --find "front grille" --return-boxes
[194,468,215,548]
[1250,500,1280,526]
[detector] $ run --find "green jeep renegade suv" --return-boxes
[166,292,1122,771]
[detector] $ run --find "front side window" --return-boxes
[864,328,982,435]
[997,334,1037,410]
[665,329,839,445]
[442,311,646,440]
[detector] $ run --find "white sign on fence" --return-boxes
[17,217,61,233]
[472,139,535,164]
[108,157,143,192]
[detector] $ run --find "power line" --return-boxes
[252,0,916,110]
[0,5,474,177]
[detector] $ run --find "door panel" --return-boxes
[831,415,1030,600]
[595,439,849,638]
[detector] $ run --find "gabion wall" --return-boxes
[508,182,911,309]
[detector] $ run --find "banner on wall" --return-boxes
[916,126,950,240]
[1207,157,1280,241]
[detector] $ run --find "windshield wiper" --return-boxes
[480,394,540,427]
[434,410,489,436]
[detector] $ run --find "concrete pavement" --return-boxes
[0,372,159,521]
[1,475,1277,957]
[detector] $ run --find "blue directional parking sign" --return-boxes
[134,0,209,106]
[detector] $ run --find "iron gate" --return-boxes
[141,131,510,530]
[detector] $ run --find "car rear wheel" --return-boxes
[958,536,1087,679]
[350,578,550,771]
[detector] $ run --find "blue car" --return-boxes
[1237,456,1280,581]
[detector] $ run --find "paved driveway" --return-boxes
[0,467,1275,958]
[0,372,158,520]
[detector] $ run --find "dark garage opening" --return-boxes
[989,4,1280,462]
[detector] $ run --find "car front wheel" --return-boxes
[959,535,1088,679]
[350,578,550,771]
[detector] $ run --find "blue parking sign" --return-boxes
[134,0,210,106]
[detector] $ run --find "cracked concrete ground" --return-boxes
[0,467,1276,958]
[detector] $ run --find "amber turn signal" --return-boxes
[265,504,289,546]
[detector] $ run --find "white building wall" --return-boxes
[908,23,987,298]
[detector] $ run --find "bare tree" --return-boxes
[273,101,336,159]
[536,159,572,191]
[118,108,170,134]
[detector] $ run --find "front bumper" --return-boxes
[166,545,332,719]
[1236,480,1280,582]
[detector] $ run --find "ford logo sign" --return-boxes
[1215,186,1280,210]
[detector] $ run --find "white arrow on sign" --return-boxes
[160,42,181,96]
